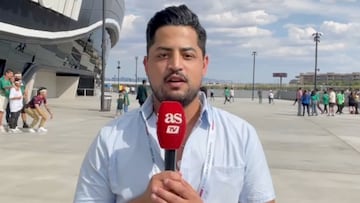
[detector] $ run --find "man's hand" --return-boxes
[129,171,202,203]
[151,175,203,203]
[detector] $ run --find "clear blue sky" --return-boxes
[106,0,360,84]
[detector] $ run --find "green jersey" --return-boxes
[322,93,329,105]
[0,76,12,98]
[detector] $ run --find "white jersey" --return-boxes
[329,91,336,103]
[9,87,23,112]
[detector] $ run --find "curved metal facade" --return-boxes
[0,0,124,46]
[0,0,125,98]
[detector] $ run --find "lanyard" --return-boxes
[142,111,216,201]
[198,118,215,201]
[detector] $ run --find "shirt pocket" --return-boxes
[205,166,244,203]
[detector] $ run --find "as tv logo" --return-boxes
[164,113,182,124]
[166,125,180,134]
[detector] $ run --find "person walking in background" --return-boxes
[315,89,324,114]
[348,91,357,114]
[115,91,124,117]
[301,89,310,116]
[336,90,345,114]
[230,87,235,102]
[136,79,148,106]
[24,87,53,133]
[258,89,263,104]
[328,88,336,116]
[0,69,14,132]
[322,90,329,114]
[354,91,359,114]
[310,90,318,116]
[8,78,23,133]
[210,88,215,101]
[224,86,231,104]
[5,75,15,126]
[123,89,130,113]
[268,90,274,104]
[295,87,302,116]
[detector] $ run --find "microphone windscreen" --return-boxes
[157,101,186,150]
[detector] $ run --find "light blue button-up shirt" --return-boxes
[74,93,275,203]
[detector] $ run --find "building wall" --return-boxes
[33,71,57,98]
[297,72,360,85]
[56,76,79,99]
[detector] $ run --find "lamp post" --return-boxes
[135,56,138,92]
[251,51,257,101]
[117,61,120,93]
[100,0,106,111]
[312,32,322,90]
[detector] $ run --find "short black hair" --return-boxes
[5,69,14,74]
[146,4,207,56]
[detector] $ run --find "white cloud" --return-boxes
[120,14,141,38]
[319,42,346,51]
[208,27,272,38]
[286,25,317,42]
[204,10,277,26]
[321,21,360,36]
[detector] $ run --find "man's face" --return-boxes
[40,91,47,98]
[6,72,13,79]
[15,75,22,80]
[144,25,208,106]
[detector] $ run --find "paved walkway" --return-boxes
[1,95,359,203]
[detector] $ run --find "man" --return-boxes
[230,87,235,102]
[295,87,302,116]
[268,90,274,104]
[224,86,231,104]
[328,87,336,116]
[335,90,345,114]
[74,5,275,203]
[14,72,30,128]
[209,88,215,101]
[8,78,23,133]
[24,87,53,133]
[0,69,14,132]
[258,89,263,104]
[136,79,148,106]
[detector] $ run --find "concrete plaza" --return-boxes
[1,94,359,203]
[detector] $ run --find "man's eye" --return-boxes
[158,53,168,58]
[184,54,194,59]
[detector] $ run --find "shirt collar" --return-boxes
[139,95,155,121]
[198,91,211,127]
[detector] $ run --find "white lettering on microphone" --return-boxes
[164,113,182,124]
[166,125,180,134]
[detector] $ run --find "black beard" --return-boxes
[150,85,199,107]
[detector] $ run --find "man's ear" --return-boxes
[202,55,209,77]
[143,56,149,76]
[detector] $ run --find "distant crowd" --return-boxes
[294,87,359,116]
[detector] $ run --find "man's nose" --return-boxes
[167,53,182,71]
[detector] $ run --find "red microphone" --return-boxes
[157,101,186,170]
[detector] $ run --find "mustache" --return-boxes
[163,70,188,82]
